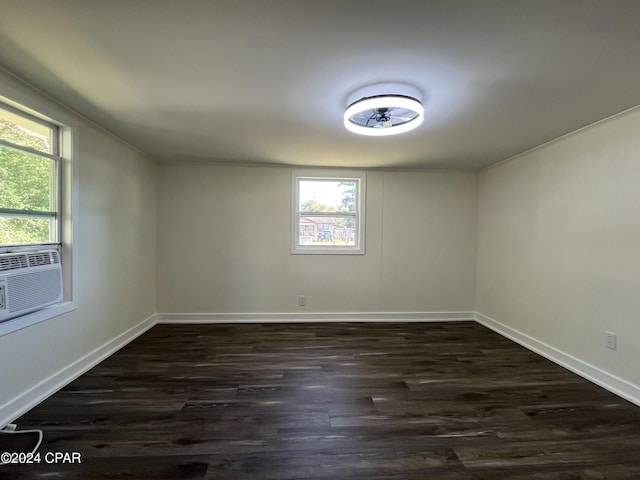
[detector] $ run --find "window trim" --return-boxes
[291,169,366,255]
[0,101,61,247]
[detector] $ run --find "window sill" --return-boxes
[0,301,77,337]
[291,247,365,255]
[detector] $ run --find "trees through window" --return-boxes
[292,171,365,254]
[0,102,60,247]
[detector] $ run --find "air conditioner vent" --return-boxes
[0,251,60,272]
[27,251,59,267]
[0,255,29,272]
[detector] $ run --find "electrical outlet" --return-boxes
[298,295,306,307]
[606,331,617,350]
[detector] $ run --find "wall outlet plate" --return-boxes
[606,331,617,350]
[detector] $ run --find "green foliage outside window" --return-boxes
[0,116,56,246]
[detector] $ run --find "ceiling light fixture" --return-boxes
[343,84,424,137]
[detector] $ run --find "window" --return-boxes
[0,95,75,337]
[292,170,366,254]
[0,102,60,247]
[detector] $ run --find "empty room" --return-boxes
[1,1,640,478]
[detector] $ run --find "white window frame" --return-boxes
[0,101,61,247]
[291,170,366,255]
[0,88,77,337]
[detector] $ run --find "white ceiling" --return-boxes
[1,0,639,170]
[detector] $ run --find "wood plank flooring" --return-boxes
[5,321,640,479]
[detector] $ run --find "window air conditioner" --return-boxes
[0,250,63,323]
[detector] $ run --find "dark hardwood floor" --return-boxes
[4,321,640,479]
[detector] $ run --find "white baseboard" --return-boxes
[0,314,157,428]
[475,312,640,408]
[156,311,476,324]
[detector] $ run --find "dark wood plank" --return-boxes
[4,321,640,479]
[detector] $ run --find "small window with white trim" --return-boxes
[292,170,366,254]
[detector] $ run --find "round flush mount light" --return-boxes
[343,84,424,137]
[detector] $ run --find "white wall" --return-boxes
[157,164,478,315]
[0,70,157,421]
[476,107,640,394]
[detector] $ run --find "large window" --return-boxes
[0,95,74,337]
[292,170,366,254]
[0,102,60,247]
